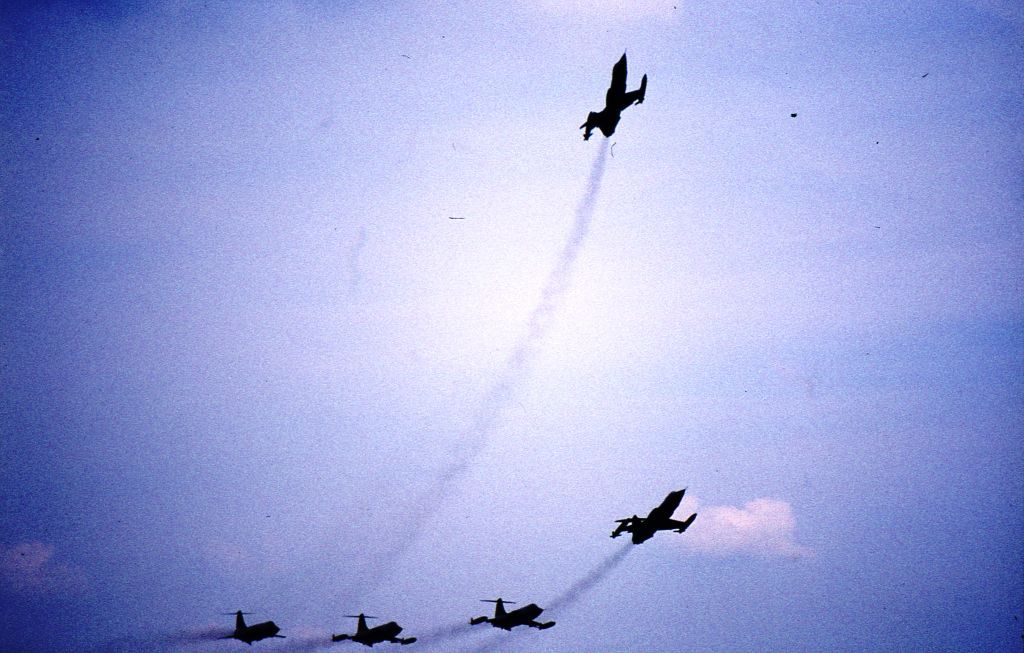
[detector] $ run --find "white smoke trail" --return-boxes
[351,141,611,598]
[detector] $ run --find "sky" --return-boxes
[2,1,1022,651]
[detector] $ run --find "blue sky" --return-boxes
[2,1,1022,651]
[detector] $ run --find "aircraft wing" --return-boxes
[664,514,697,532]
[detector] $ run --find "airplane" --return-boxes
[580,52,647,140]
[331,614,417,647]
[611,488,697,544]
[469,598,555,631]
[220,610,284,645]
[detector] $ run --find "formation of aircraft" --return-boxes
[580,52,647,140]
[217,489,694,646]
[332,613,417,647]
[212,58,680,647]
[220,611,284,645]
[469,598,556,631]
[611,488,698,544]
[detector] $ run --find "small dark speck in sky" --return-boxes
[790,113,797,117]
[401,54,410,59]
[922,72,928,78]
[448,216,465,220]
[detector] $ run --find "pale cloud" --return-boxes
[678,497,813,558]
[0,541,87,595]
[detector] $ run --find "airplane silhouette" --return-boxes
[220,611,284,645]
[469,598,555,631]
[611,489,697,544]
[332,613,417,646]
[580,52,647,140]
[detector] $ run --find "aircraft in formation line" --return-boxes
[219,611,284,645]
[216,489,697,645]
[611,488,698,544]
[469,598,556,631]
[580,52,647,140]
[332,613,417,646]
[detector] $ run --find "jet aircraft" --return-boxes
[611,489,697,544]
[469,598,555,631]
[220,610,284,645]
[580,52,647,140]
[332,614,417,647]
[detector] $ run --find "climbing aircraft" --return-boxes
[580,52,647,140]
[611,488,697,544]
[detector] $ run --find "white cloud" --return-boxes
[0,541,87,595]
[678,497,813,558]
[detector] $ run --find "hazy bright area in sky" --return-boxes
[2,1,1022,651]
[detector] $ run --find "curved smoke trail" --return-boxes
[462,543,633,653]
[352,141,611,599]
[545,542,633,611]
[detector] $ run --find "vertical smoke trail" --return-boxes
[444,137,611,479]
[352,141,610,598]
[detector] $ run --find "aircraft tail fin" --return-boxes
[637,74,647,104]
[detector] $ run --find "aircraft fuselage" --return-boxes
[581,53,647,140]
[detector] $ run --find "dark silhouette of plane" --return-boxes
[580,53,647,140]
[469,598,555,631]
[220,610,284,645]
[332,614,417,646]
[611,489,697,544]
